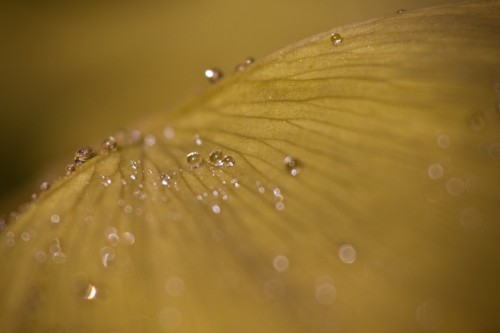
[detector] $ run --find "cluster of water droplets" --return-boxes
[186,149,236,170]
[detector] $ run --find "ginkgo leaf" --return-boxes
[1,0,500,332]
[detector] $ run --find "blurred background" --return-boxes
[0,0,457,214]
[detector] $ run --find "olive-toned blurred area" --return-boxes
[0,0,458,214]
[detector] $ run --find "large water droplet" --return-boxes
[204,68,223,83]
[74,147,96,165]
[235,57,255,72]
[186,152,203,169]
[330,33,343,45]
[208,150,224,167]
[222,155,235,167]
[436,134,451,148]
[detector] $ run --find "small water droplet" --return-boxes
[211,204,221,214]
[50,214,60,224]
[163,126,175,139]
[396,9,406,14]
[469,114,485,131]
[164,276,186,297]
[338,244,357,264]
[158,307,182,330]
[273,255,290,272]
[194,134,203,146]
[52,251,66,263]
[315,277,337,305]
[34,250,47,263]
[66,163,76,176]
[427,163,444,180]
[74,147,96,165]
[21,232,30,241]
[204,68,223,83]
[222,155,235,167]
[330,33,343,45]
[102,136,117,151]
[235,57,255,72]
[275,201,285,211]
[101,247,116,267]
[208,150,224,166]
[186,152,203,169]
[40,182,51,191]
[144,134,156,146]
[436,134,451,148]
[283,156,302,176]
[446,177,465,196]
[231,178,240,188]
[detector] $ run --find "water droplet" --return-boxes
[487,143,500,159]
[273,255,290,272]
[144,134,156,146]
[105,227,120,246]
[102,136,117,151]
[436,134,451,148]
[40,182,51,191]
[211,204,221,214]
[283,156,302,176]
[446,177,465,196]
[315,277,337,305]
[416,300,443,330]
[459,207,482,230]
[222,155,235,167]
[164,276,186,297]
[21,232,30,241]
[52,251,66,263]
[74,147,96,165]
[338,244,357,264]
[427,163,444,180]
[231,178,240,188]
[330,33,343,45]
[50,214,60,224]
[101,247,116,267]
[396,9,406,14]
[163,126,175,139]
[83,284,98,300]
[34,250,47,263]
[186,152,203,169]
[121,232,136,246]
[158,307,182,330]
[469,114,485,131]
[194,134,203,146]
[235,57,255,72]
[204,68,223,83]
[66,163,76,176]
[208,150,224,166]
[275,201,285,211]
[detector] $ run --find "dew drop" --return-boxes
[101,247,116,267]
[66,163,76,176]
[283,156,302,176]
[144,134,156,146]
[186,152,203,169]
[204,68,223,83]
[102,136,117,151]
[194,134,203,146]
[330,33,343,45]
[315,278,337,305]
[235,57,255,72]
[208,150,224,166]
[50,214,60,224]
[459,207,482,230]
[121,232,136,246]
[163,126,175,139]
[446,177,465,196]
[21,232,30,241]
[222,155,235,167]
[74,147,96,165]
[158,307,182,330]
[211,204,221,214]
[338,244,357,264]
[164,276,186,297]
[469,114,485,131]
[427,163,444,180]
[275,201,285,211]
[82,284,98,300]
[273,255,290,272]
[34,250,47,263]
[40,182,51,191]
[396,9,406,14]
[436,134,451,148]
